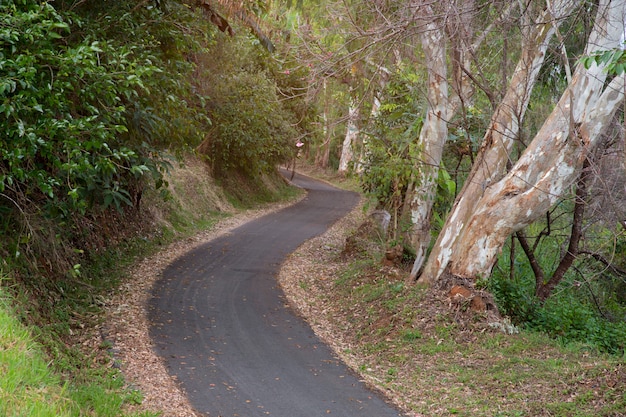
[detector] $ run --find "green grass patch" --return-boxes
[1,286,153,417]
[0,302,73,417]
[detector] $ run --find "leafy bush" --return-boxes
[205,71,297,176]
[196,39,298,179]
[0,1,171,216]
[0,1,219,275]
[360,67,424,208]
[489,263,626,355]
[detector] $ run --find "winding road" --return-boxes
[148,173,404,417]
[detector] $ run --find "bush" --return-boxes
[0,1,173,216]
[195,39,298,179]
[204,71,297,177]
[489,271,626,355]
[0,0,218,280]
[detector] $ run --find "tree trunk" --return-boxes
[316,79,332,169]
[415,0,586,282]
[406,0,499,278]
[406,15,449,276]
[445,0,625,281]
[355,94,380,174]
[338,99,358,173]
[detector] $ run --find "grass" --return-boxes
[0,286,74,417]
[298,225,626,417]
[0,285,154,417]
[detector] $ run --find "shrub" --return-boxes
[0,1,171,216]
[196,39,298,179]
[489,271,626,355]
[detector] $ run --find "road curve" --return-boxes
[148,173,404,417]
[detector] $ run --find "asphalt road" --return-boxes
[148,172,404,417]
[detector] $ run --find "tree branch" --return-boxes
[536,156,590,300]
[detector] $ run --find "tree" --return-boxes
[404,3,450,270]
[415,0,585,281]
[420,0,625,285]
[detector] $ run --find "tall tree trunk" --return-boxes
[338,98,358,173]
[316,79,332,168]
[406,15,449,275]
[406,0,483,277]
[416,0,585,282]
[355,94,380,174]
[442,0,625,281]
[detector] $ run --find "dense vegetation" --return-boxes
[1,0,311,274]
[1,0,625,415]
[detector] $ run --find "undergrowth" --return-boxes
[0,283,154,417]
[489,237,626,356]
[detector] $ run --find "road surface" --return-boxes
[149,173,404,417]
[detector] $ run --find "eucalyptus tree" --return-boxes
[419,0,625,285]
[302,0,625,297]
[413,0,586,280]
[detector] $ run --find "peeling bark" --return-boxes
[415,0,588,282]
[407,16,449,276]
[404,1,485,274]
[445,0,625,280]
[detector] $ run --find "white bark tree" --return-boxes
[406,11,450,271]
[421,0,626,284]
[338,99,358,173]
[415,0,585,281]
[406,0,479,271]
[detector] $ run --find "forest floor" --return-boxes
[103,165,626,417]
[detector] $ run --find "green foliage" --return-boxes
[206,71,297,176]
[197,39,299,178]
[580,47,626,75]
[489,237,626,355]
[273,56,320,148]
[360,67,424,218]
[1,1,163,215]
[361,134,420,209]
[0,0,219,279]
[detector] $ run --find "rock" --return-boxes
[370,210,391,237]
